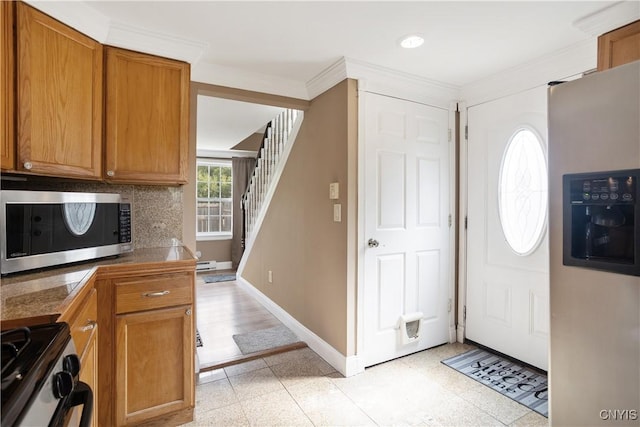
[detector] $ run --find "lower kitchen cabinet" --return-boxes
[115,305,194,426]
[97,265,196,427]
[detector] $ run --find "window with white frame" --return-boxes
[196,160,232,238]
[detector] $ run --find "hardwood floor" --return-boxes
[195,272,303,371]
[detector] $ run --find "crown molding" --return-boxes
[106,21,208,65]
[25,1,110,42]
[345,57,460,109]
[573,1,640,37]
[461,39,597,107]
[191,62,310,100]
[306,58,348,99]
[307,56,459,108]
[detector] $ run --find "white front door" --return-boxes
[362,92,452,367]
[465,85,549,370]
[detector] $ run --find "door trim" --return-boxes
[355,84,458,371]
[456,102,469,343]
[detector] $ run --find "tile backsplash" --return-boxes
[1,177,184,250]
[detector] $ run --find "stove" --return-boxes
[1,322,92,427]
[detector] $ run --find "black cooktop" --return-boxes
[1,322,70,426]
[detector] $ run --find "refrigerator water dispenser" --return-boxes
[563,169,640,276]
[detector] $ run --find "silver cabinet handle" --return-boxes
[185,308,192,316]
[23,162,33,170]
[106,170,115,177]
[368,238,380,248]
[143,290,170,297]
[80,320,97,333]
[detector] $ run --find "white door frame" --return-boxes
[455,42,597,348]
[355,80,458,373]
[456,102,468,343]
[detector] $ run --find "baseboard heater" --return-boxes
[196,260,216,271]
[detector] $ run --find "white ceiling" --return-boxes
[196,96,285,153]
[82,1,632,86]
[31,1,639,152]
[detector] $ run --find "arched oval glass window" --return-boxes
[498,128,548,256]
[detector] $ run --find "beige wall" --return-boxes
[548,62,640,425]
[183,82,311,257]
[196,239,232,263]
[232,132,262,151]
[242,79,358,356]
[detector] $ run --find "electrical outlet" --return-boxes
[333,204,342,222]
[268,270,273,283]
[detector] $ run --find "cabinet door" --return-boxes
[598,20,640,71]
[105,47,189,185]
[82,335,98,427]
[73,331,98,427]
[115,305,194,426]
[1,1,14,170]
[16,3,102,179]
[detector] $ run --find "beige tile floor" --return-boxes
[181,343,549,427]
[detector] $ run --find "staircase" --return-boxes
[242,108,303,247]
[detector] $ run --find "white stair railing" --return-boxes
[241,109,302,246]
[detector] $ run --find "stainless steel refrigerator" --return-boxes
[548,60,640,426]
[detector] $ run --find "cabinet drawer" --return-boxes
[70,289,98,360]
[115,273,193,314]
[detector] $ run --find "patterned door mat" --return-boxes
[441,348,548,417]
[203,274,236,283]
[232,325,299,354]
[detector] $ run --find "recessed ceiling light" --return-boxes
[399,34,424,49]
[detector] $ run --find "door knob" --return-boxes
[368,238,379,248]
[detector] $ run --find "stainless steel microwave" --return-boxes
[1,190,132,275]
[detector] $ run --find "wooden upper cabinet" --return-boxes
[105,47,189,185]
[1,1,15,171]
[16,3,103,179]
[598,19,640,71]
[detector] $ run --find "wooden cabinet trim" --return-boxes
[1,1,15,170]
[597,19,640,71]
[58,277,99,427]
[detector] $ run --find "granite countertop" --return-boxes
[0,247,196,326]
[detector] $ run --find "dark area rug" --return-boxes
[195,329,203,347]
[203,274,236,283]
[232,325,299,354]
[442,348,548,417]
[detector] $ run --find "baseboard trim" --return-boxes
[236,276,364,377]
